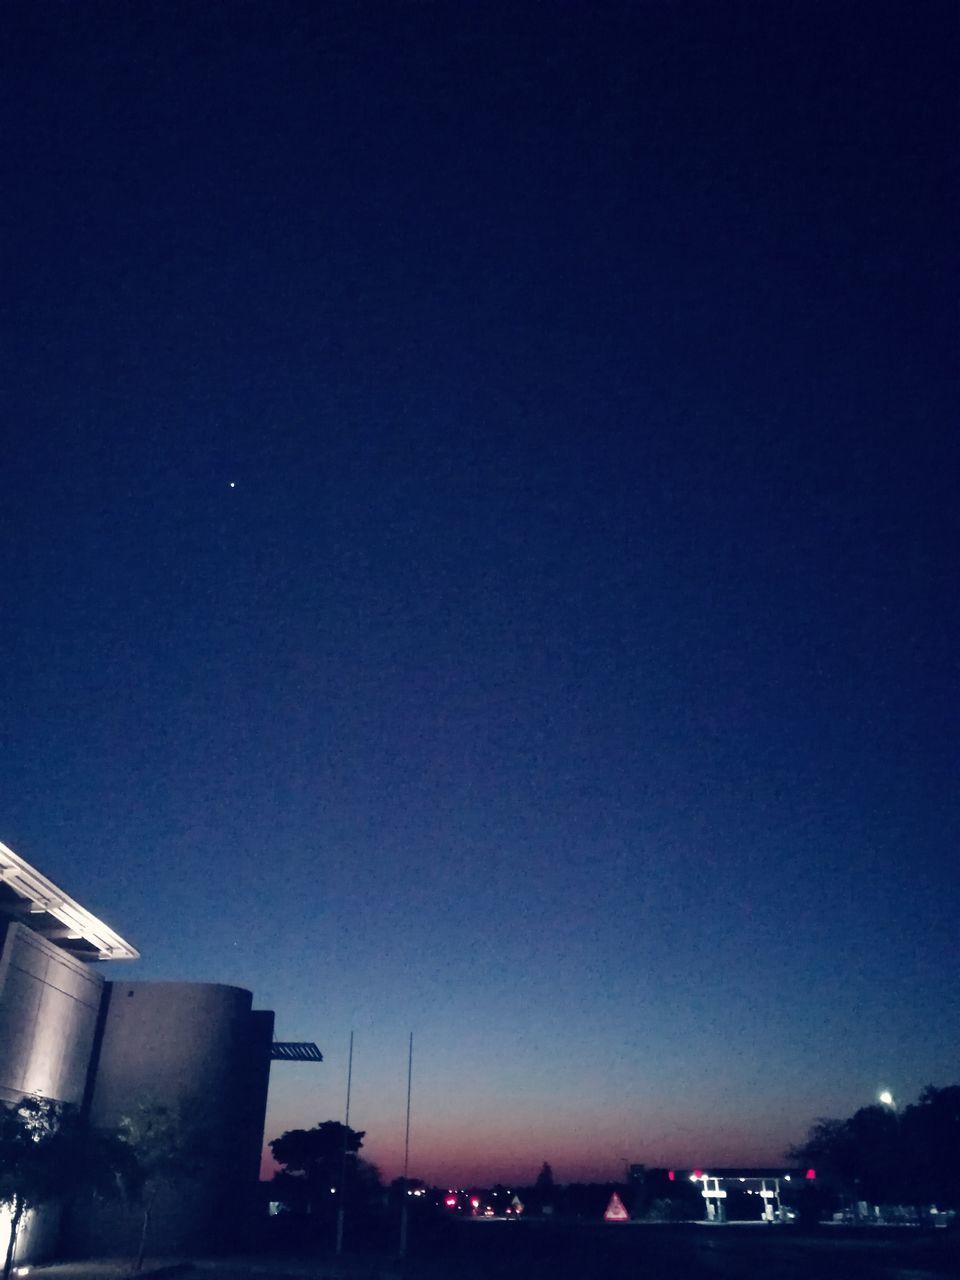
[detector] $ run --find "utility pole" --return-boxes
[335,1030,354,1256]
[399,1032,414,1259]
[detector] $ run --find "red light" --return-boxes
[805,1168,816,1180]
[692,1169,703,1180]
[470,1197,480,1208]
[444,1196,457,1207]
[667,1170,675,1182]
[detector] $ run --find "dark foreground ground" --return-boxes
[28,1221,960,1280]
[398,1220,960,1280]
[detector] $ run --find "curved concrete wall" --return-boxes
[90,982,255,1124]
[0,921,104,1107]
[76,981,274,1254]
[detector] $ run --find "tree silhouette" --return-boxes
[1,1098,131,1280]
[0,1098,62,1280]
[789,1083,960,1212]
[119,1101,196,1272]
[270,1121,379,1217]
[789,1106,901,1204]
[901,1085,960,1209]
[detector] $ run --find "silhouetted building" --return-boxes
[0,841,300,1264]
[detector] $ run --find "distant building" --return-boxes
[0,841,309,1264]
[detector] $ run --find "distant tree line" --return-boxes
[789,1085,960,1212]
[6,1084,956,1277]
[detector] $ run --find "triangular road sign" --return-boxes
[604,1191,629,1221]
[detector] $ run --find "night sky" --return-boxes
[2,1,957,1186]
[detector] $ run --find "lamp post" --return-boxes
[399,1032,414,1259]
[335,1031,354,1257]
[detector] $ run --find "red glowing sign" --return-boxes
[667,1170,675,1182]
[604,1191,630,1222]
[805,1168,816,1180]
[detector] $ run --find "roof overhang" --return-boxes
[0,841,139,961]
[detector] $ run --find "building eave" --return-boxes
[0,841,140,961]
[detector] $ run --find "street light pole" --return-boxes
[335,1031,354,1257]
[399,1032,414,1259]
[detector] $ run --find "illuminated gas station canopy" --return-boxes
[0,840,139,961]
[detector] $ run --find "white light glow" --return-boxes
[1,1204,38,1273]
[0,1206,13,1267]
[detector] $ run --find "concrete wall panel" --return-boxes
[0,922,104,1107]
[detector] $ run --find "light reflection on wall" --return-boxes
[0,924,105,1267]
[0,1202,38,1272]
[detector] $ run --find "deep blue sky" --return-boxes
[2,1,957,1184]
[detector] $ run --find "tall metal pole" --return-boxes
[399,1032,414,1259]
[335,1031,354,1256]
